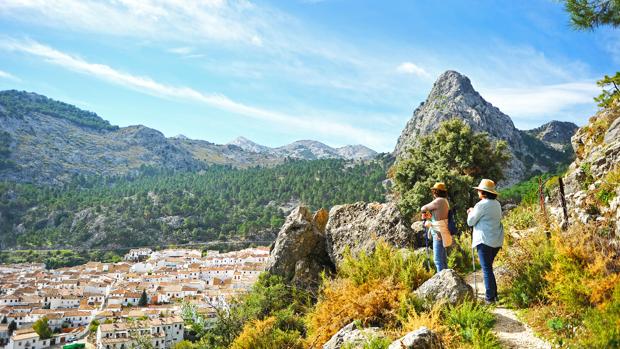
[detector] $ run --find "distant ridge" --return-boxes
[227,137,377,160]
[0,90,377,185]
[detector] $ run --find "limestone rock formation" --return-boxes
[551,105,620,234]
[325,202,424,265]
[526,121,579,151]
[323,322,385,349]
[393,71,576,185]
[267,207,334,290]
[388,327,442,349]
[414,269,473,306]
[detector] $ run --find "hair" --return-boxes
[479,190,497,200]
[432,189,448,198]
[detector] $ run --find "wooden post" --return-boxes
[559,177,569,229]
[538,176,546,217]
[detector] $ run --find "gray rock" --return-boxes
[267,206,334,290]
[388,327,442,349]
[393,71,575,185]
[323,322,385,349]
[414,269,473,305]
[325,202,423,265]
[605,117,620,145]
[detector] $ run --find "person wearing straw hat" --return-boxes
[467,179,504,304]
[420,182,453,272]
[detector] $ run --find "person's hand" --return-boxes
[467,207,473,214]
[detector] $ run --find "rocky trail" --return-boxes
[464,273,551,349]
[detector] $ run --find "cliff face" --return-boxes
[394,71,577,185]
[552,104,620,235]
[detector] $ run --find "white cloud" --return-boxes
[0,38,393,150]
[0,69,20,81]
[481,81,599,117]
[168,47,194,55]
[396,62,430,78]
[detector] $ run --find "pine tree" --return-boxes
[139,289,148,307]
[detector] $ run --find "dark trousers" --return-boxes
[476,243,501,302]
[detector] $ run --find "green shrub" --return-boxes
[501,231,554,308]
[503,204,538,231]
[338,242,432,292]
[447,233,478,274]
[443,301,500,348]
[577,284,620,348]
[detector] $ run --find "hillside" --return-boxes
[0,90,377,185]
[394,71,577,185]
[0,159,387,250]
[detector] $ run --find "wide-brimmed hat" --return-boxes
[473,179,498,195]
[431,182,447,192]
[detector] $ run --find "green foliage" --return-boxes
[501,229,554,308]
[564,0,620,29]
[88,319,100,334]
[393,119,510,227]
[0,249,124,269]
[499,171,566,205]
[518,133,574,176]
[503,204,538,231]
[338,242,433,292]
[0,90,118,130]
[33,317,53,339]
[139,290,148,307]
[171,340,196,349]
[194,273,311,349]
[444,301,500,348]
[577,284,620,348]
[1,159,386,249]
[447,233,479,274]
[594,72,620,108]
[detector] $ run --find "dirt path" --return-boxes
[464,273,551,349]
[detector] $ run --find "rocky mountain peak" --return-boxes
[428,70,477,98]
[526,121,578,150]
[393,71,577,185]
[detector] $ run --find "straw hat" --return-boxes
[473,179,498,195]
[431,182,447,191]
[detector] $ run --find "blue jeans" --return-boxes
[433,235,448,272]
[477,243,501,302]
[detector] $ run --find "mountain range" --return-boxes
[0,90,377,185]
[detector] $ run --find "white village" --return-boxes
[0,247,269,349]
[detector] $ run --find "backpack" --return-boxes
[448,208,459,236]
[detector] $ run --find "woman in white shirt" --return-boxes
[467,179,504,304]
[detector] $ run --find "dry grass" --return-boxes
[305,278,404,347]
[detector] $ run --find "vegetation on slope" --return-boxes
[0,159,387,249]
[0,90,118,131]
[178,242,500,349]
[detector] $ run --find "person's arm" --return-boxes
[467,202,483,227]
[420,198,439,213]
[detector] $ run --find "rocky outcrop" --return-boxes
[393,71,576,185]
[323,322,385,349]
[551,105,620,234]
[325,202,424,265]
[267,207,334,290]
[388,327,442,349]
[414,269,473,306]
[526,121,578,151]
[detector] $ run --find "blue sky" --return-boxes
[0,0,617,152]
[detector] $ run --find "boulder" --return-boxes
[323,322,385,349]
[325,202,424,265]
[388,327,442,349]
[414,269,473,306]
[267,206,334,290]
